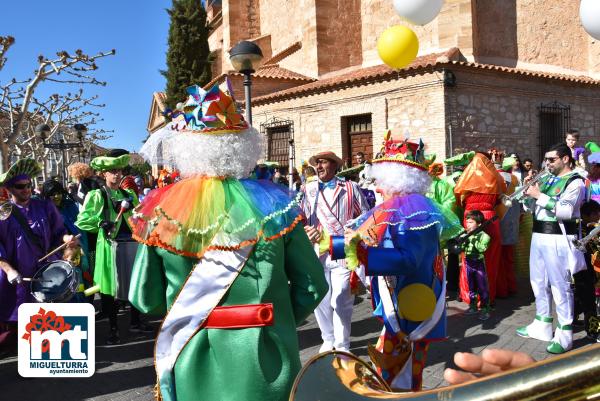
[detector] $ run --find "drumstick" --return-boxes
[22,277,51,282]
[109,200,131,236]
[114,200,130,225]
[38,233,82,263]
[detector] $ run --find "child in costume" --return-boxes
[462,210,492,320]
[129,78,328,401]
[454,153,506,306]
[329,131,461,391]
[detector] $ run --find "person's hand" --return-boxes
[304,225,321,243]
[344,228,357,246]
[99,220,115,233]
[524,182,541,199]
[62,234,79,247]
[6,269,23,285]
[443,348,535,385]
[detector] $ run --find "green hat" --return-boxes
[585,142,600,153]
[444,151,475,167]
[502,156,516,172]
[336,164,365,178]
[0,159,42,186]
[90,154,130,172]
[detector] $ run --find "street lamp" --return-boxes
[35,123,86,185]
[229,40,263,126]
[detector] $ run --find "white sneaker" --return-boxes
[319,341,334,353]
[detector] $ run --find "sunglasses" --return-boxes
[12,182,32,190]
[544,156,560,163]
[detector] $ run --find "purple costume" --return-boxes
[0,198,66,321]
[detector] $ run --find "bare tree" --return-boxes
[0,35,115,172]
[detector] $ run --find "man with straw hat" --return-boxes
[0,159,77,356]
[300,149,370,354]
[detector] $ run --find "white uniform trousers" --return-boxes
[314,254,354,351]
[529,233,577,349]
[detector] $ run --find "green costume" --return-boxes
[463,231,491,258]
[75,187,138,296]
[130,225,327,401]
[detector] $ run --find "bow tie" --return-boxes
[319,180,337,190]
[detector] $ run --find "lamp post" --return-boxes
[229,40,263,127]
[35,123,86,185]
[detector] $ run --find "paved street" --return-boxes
[0,279,592,401]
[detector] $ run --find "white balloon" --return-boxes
[393,0,444,26]
[580,0,600,40]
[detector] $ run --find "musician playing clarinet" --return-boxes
[0,159,77,357]
[76,149,149,345]
[516,143,586,354]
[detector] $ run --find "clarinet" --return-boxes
[448,216,499,254]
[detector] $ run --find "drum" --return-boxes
[31,260,80,303]
[113,239,138,301]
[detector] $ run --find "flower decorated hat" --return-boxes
[372,130,433,171]
[132,76,301,259]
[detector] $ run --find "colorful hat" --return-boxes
[309,151,343,167]
[589,152,600,164]
[372,130,431,171]
[165,77,247,135]
[502,156,516,172]
[444,151,475,167]
[0,158,42,186]
[586,142,600,153]
[90,153,130,172]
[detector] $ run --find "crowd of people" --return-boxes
[0,77,599,400]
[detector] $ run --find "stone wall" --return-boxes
[252,72,447,168]
[360,0,473,67]
[257,0,319,78]
[447,67,600,166]
[472,0,600,76]
[316,0,363,75]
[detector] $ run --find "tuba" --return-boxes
[290,344,600,400]
[0,201,12,220]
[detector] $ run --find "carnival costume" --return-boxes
[0,159,67,321]
[75,153,138,297]
[300,150,370,352]
[454,153,506,305]
[516,169,586,354]
[587,142,600,203]
[129,79,328,401]
[329,132,461,390]
[497,156,520,297]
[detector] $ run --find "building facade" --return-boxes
[147,0,600,170]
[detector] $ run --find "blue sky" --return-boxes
[1,0,175,152]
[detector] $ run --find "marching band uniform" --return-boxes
[128,80,327,401]
[517,170,586,354]
[330,133,461,390]
[300,152,369,353]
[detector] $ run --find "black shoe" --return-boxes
[129,323,154,333]
[106,329,120,345]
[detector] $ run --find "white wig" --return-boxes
[140,126,264,179]
[169,127,263,178]
[370,162,432,196]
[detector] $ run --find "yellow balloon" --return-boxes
[377,25,419,69]
[397,283,436,322]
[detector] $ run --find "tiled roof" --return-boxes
[446,60,600,85]
[253,48,600,105]
[253,48,461,105]
[203,65,315,90]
